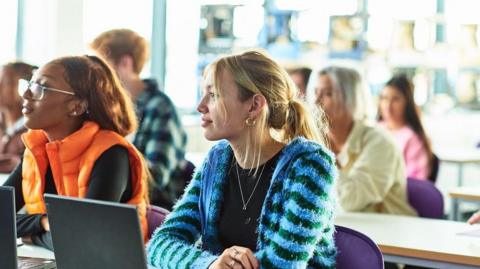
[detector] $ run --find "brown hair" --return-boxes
[3,62,37,81]
[0,62,37,116]
[90,29,148,74]
[48,55,150,200]
[48,55,137,136]
[208,49,326,167]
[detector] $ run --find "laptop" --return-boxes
[44,194,153,269]
[0,186,56,269]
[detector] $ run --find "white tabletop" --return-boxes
[436,148,480,164]
[17,244,157,268]
[335,212,480,268]
[17,244,55,259]
[450,187,480,201]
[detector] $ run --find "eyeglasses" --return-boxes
[18,79,75,101]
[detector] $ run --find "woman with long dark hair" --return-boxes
[378,74,433,180]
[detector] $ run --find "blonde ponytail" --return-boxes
[284,99,326,144]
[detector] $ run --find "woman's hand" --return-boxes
[468,211,480,225]
[41,216,50,231]
[209,246,259,269]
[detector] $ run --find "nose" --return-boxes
[20,87,33,100]
[197,96,208,114]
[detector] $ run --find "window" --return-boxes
[0,0,18,63]
[83,0,153,76]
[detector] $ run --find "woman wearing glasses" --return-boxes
[0,62,36,173]
[147,50,337,269]
[2,55,149,250]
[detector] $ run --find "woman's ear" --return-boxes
[68,99,88,116]
[248,94,267,118]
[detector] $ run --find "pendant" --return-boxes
[242,205,247,211]
[244,217,251,224]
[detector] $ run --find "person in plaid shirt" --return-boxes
[91,29,187,209]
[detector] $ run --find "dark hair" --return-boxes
[47,55,150,202]
[289,67,312,88]
[90,29,148,74]
[378,74,433,168]
[3,62,38,81]
[48,55,137,136]
[1,62,37,117]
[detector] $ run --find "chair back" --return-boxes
[335,225,384,269]
[428,153,440,183]
[146,205,170,239]
[407,177,444,218]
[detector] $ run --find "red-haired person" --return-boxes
[91,29,187,210]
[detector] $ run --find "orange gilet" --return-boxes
[21,121,148,241]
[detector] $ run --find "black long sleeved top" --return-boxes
[3,145,132,250]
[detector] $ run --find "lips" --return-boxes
[22,105,33,115]
[201,117,212,127]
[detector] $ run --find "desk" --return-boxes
[17,244,157,268]
[437,149,480,186]
[18,244,55,259]
[450,187,480,221]
[0,173,8,185]
[335,212,480,268]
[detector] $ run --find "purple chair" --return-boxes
[407,177,444,218]
[146,205,170,239]
[335,225,384,269]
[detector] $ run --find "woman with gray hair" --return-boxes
[315,66,416,216]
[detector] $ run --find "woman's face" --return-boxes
[379,86,406,125]
[0,67,23,110]
[21,63,77,133]
[315,74,345,121]
[197,68,252,141]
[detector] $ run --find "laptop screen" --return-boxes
[0,186,18,269]
[0,186,56,269]
[44,194,149,269]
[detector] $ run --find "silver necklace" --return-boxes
[234,159,266,212]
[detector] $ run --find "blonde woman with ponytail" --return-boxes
[147,49,337,269]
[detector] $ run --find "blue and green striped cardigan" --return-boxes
[147,137,337,268]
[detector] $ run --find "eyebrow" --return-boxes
[33,74,64,88]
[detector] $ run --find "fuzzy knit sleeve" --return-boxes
[146,161,218,268]
[256,148,337,268]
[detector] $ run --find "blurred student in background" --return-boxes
[315,66,416,216]
[2,55,149,250]
[0,62,37,173]
[91,29,187,210]
[378,74,433,181]
[468,211,480,224]
[288,66,312,99]
[147,50,337,268]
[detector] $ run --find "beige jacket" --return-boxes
[337,120,417,216]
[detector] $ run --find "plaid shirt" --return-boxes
[133,79,187,208]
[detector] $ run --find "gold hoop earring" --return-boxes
[245,117,256,127]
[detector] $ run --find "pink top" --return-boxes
[380,123,430,180]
